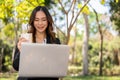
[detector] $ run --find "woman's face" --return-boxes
[34,11,48,34]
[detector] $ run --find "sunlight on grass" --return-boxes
[0,73,18,80]
[1,73,120,80]
[64,76,120,80]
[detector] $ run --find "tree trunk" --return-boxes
[91,6,104,76]
[82,13,89,75]
[12,1,18,61]
[95,11,103,76]
[0,47,4,72]
[113,50,119,65]
[99,34,103,76]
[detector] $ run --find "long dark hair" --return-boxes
[28,6,55,43]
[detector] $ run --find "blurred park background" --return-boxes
[0,0,120,80]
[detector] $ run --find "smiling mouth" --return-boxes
[38,27,44,29]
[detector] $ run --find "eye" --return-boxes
[34,19,39,21]
[42,18,47,21]
[42,19,47,21]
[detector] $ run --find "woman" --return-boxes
[13,6,60,80]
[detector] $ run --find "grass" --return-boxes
[64,76,120,80]
[1,73,120,80]
[0,73,18,80]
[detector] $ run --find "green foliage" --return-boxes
[15,0,54,23]
[74,41,82,65]
[89,41,100,67]
[68,66,81,75]
[69,35,83,66]
[109,0,120,35]
[107,37,120,51]
[101,0,105,4]
[0,39,13,72]
[16,0,45,23]
[0,0,4,5]
[78,3,90,15]
[105,37,120,66]
[77,12,104,37]
[2,23,15,40]
[0,0,14,24]
[88,37,120,73]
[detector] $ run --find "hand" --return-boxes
[17,37,29,52]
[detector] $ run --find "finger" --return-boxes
[19,37,28,42]
[17,38,27,51]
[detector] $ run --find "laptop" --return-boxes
[19,43,70,77]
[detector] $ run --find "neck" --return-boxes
[35,32,46,43]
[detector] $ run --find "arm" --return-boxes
[12,46,20,71]
[12,37,28,71]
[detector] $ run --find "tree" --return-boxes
[109,0,120,35]
[80,0,89,75]
[0,0,14,24]
[91,6,104,76]
[0,0,15,72]
[51,0,90,76]
[54,0,90,44]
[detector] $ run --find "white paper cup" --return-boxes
[21,33,32,43]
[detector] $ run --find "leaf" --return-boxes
[78,4,82,8]
[0,0,14,23]
[2,23,15,39]
[78,4,90,15]
[116,0,118,3]
[101,0,105,5]
[0,0,4,5]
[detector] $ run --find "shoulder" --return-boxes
[55,38,61,44]
[46,36,61,44]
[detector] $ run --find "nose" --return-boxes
[38,20,42,25]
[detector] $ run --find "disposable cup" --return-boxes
[21,33,32,43]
